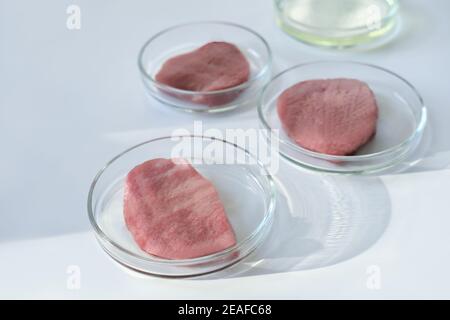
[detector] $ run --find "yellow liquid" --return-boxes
[275,0,399,48]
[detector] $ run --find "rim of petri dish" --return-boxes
[87,135,276,266]
[258,61,427,167]
[274,0,400,34]
[137,21,273,97]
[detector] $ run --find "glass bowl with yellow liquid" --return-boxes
[274,0,399,49]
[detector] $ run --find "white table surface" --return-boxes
[1,0,450,299]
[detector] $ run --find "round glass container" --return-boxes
[88,136,276,277]
[138,21,272,113]
[258,61,427,174]
[274,0,400,48]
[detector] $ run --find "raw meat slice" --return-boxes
[155,42,250,106]
[123,158,236,260]
[277,78,378,156]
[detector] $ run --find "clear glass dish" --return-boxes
[258,61,427,174]
[87,136,276,277]
[138,21,272,113]
[274,0,400,49]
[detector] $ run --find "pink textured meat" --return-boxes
[123,158,236,260]
[277,79,378,156]
[155,42,250,106]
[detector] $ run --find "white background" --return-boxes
[1,0,450,299]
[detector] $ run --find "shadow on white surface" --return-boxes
[199,162,392,279]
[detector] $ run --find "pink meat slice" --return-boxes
[155,42,250,106]
[123,158,236,260]
[277,78,379,156]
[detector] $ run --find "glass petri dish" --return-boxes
[274,0,399,49]
[87,136,276,277]
[138,21,272,113]
[258,61,427,174]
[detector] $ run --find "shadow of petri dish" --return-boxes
[200,162,392,279]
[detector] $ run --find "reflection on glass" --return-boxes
[275,0,399,48]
